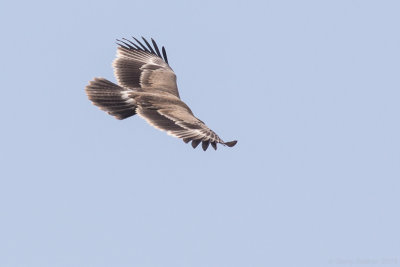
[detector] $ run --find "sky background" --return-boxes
[1,0,399,266]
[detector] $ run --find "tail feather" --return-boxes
[224,140,238,147]
[85,78,137,120]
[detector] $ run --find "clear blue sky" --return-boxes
[1,0,399,266]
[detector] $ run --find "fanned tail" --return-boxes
[85,78,137,120]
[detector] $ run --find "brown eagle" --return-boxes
[85,37,237,151]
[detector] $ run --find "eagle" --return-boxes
[85,37,237,151]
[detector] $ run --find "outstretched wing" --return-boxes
[113,37,180,98]
[133,92,237,151]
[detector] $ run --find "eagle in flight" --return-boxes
[85,37,237,151]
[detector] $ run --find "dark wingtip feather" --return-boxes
[132,37,149,52]
[162,46,169,64]
[116,39,133,49]
[151,38,162,58]
[211,142,217,150]
[224,140,238,147]
[192,140,201,148]
[122,38,141,49]
[141,37,156,54]
[118,37,169,64]
[183,138,191,144]
[202,141,210,151]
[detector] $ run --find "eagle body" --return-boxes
[85,37,237,151]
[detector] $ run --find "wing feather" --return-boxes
[151,38,162,58]
[142,37,156,54]
[122,38,141,49]
[113,37,180,98]
[132,37,149,51]
[133,92,237,150]
[162,47,169,64]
